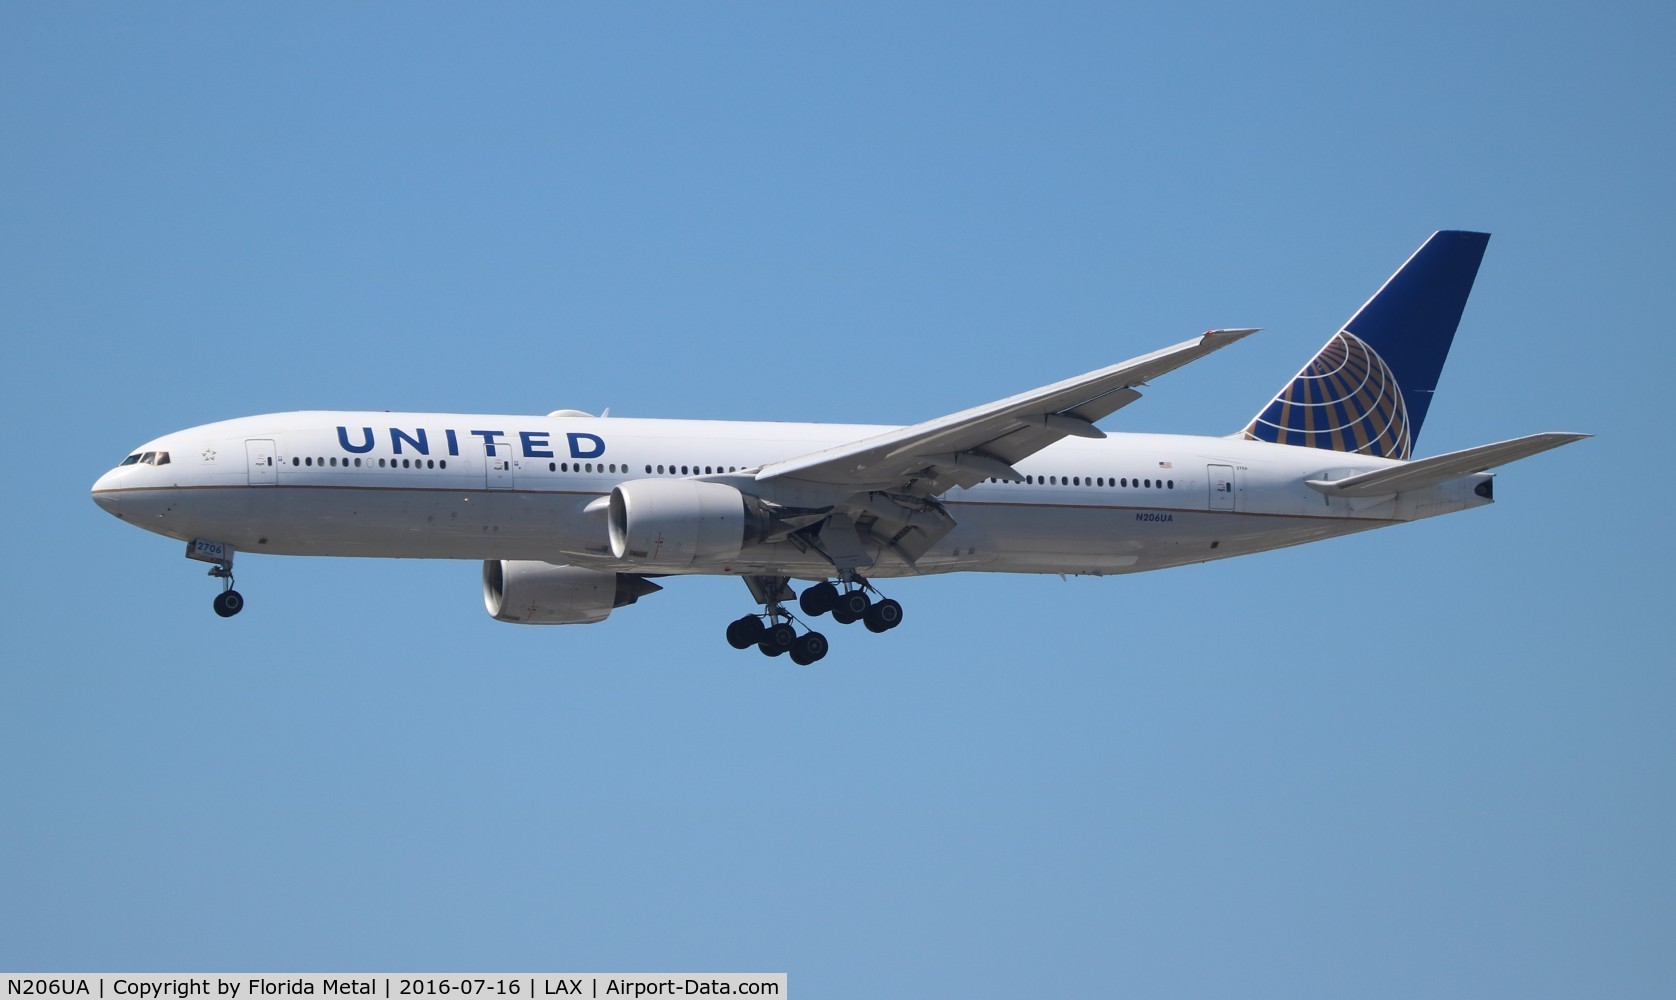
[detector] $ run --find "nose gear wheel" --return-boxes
[207,559,244,618]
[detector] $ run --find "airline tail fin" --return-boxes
[1241,230,1491,459]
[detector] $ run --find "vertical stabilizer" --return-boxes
[1241,231,1490,459]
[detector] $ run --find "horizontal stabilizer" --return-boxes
[1306,432,1589,497]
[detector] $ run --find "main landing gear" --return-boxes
[726,613,830,665]
[724,574,903,664]
[797,580,904,634]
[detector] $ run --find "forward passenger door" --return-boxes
[246,439,277,486]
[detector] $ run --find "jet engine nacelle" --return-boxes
[608,478,766,569]
[483,560,661,625]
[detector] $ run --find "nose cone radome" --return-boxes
[91,470,123,518]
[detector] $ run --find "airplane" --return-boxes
[91,231,1585,664]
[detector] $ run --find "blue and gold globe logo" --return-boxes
[1243,331,1411,459]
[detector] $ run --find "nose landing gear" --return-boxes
[208,561,244,618]
[188,539,245,618]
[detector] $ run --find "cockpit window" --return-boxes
[119,451,170,467]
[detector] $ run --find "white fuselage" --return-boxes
[91,411,1491,580]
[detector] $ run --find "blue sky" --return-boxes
[2,3,1671,996]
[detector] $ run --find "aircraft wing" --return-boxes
[757,329,1256,493]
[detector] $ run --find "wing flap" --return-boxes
[1306,432,1589,497]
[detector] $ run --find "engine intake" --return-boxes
[608,479,766,569]
[483,561,661,625]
